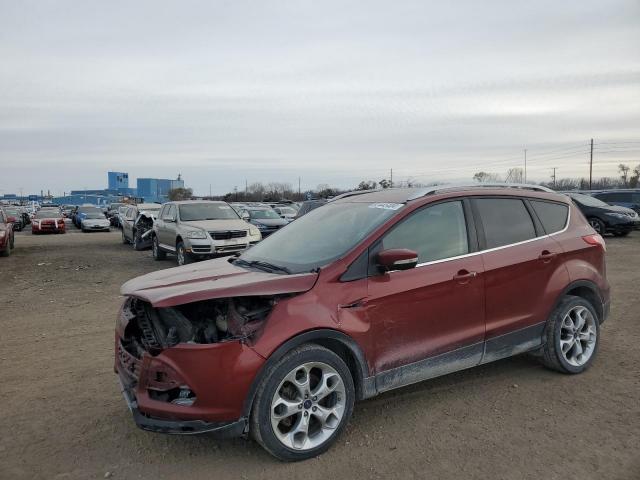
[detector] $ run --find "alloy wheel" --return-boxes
[177,246,185,265]
[589,219,602,234]
[560,306,597,367]
[270,362,346,451]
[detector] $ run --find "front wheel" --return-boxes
[133,230,144,250]
[176,241,192,266]
[152,236,166,260]
[250,344,355,461]
[540,295,600,374]
[588,217,605,235]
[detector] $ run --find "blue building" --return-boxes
[108,172,129,190]
[137,176,184,202]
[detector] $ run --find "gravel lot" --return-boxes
[1,226,639,480]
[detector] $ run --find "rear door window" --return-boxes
[381,201,469,263]
[530,200,569,234]
[474,198,536,249]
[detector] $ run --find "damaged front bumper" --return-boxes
[116,373,247,436]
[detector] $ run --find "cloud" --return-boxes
[0,0,639,194]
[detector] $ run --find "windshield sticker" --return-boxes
[369,202,403,210]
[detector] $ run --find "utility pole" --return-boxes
[524,149,527,183]
[552,168,557,189]
[245,179,248,197]
[390,168,393,188]
[589,138,594,190]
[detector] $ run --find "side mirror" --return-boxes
[165,216,176,223]
[377,248,419,272]
[241,212,250,221]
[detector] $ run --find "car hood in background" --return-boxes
[121,257,318,307]
[252,218,289,227]
[181,219,252,231]
[609,205,637,215]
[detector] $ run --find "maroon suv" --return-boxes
[115,185,610,461]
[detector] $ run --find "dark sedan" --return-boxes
[565,192,637,236]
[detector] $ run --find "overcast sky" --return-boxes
[1,0,639,196]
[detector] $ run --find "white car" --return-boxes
[81,213,111,232]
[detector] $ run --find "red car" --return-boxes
[115,184,610,461]
[31,210,66,234]
[0,209,15,256]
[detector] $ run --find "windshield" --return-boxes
[35,211,59,219]
[249,209,281,219]
[85,213,105,219]
[239,202,401,273]
[277,207,296,215]
[568,193,610,207]
[179,203,239,221]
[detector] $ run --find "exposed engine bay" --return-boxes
[133,212,156,248]
[121,296,275,357]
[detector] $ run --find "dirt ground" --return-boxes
[1,225,639,480]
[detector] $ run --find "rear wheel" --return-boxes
[152,235,166,260]
[588,217,605,235]
[540,295,600,374]
[250,345,355,461]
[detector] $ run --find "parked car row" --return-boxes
[114,183,613,461]
[118,199,330,266]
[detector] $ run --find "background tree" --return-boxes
[472,171,501,182]
[618,164,630,187]
[378,179,391,189]
[356,180,377,190]
[168,187,193,201]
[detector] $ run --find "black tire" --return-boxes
[613,231,630,237]
[152,235,166,260]
[250,344,355,462]
[1,238,11,257]
[121,229,129,244]
[133,230,144,250]
[587,217,605,235]
[176,241,192,266]
[540,295,600,374]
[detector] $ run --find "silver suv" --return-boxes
[152,200,261,265]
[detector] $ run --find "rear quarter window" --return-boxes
[474,198,536,249]
[530,200,569,234]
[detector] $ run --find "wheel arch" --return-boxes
[554,280,605,323]
[242,329,372,419]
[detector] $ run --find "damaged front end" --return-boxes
[115,295,273,434]
[133,212,156,249]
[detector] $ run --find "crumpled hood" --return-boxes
[121,257,318,307]
[181,219,252,231]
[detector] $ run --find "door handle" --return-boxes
[453,270,477,283]
[538,250,557,262]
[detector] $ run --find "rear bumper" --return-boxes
[117,374,247,436]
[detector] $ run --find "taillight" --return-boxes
[582,234,606,251]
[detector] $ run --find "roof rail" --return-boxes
[328,189,380,202]
[407,183,555,201]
